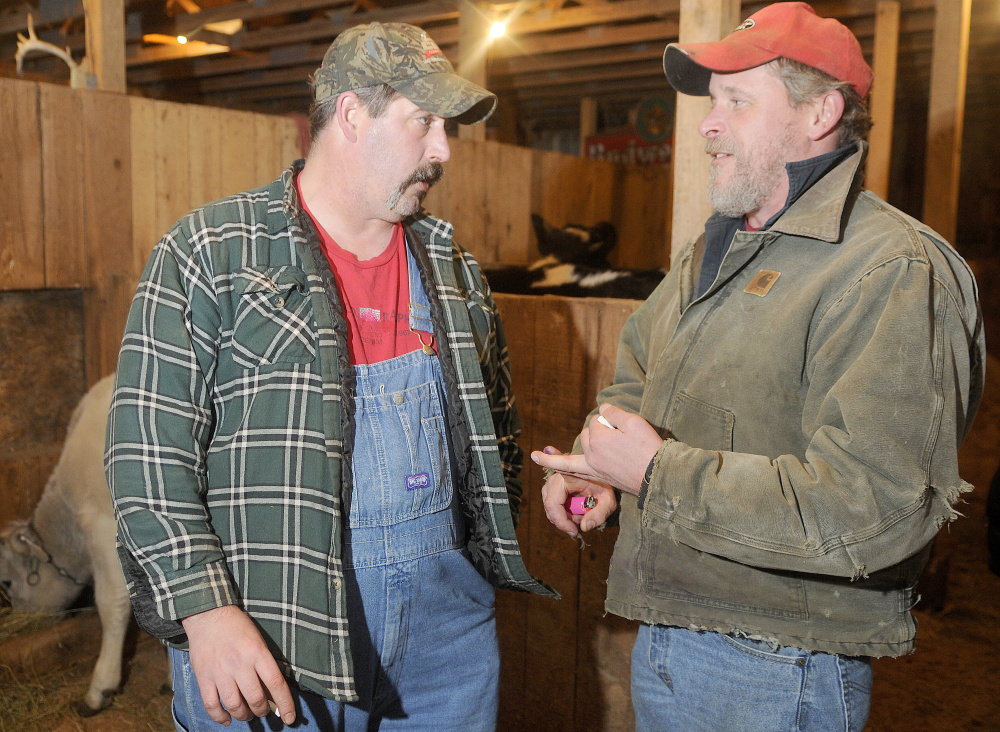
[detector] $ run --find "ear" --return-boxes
[9,526,47,562]
[806,90,846,143]
[336,91,364,144]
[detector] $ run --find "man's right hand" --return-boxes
[181,604,296,726]
[536,447,617,539]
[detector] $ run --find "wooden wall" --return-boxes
[494,293,641,732]
[0,78,301,528]
[1,77,668,729]
[423,140,672,270]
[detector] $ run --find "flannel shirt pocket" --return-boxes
[231,266,317,367]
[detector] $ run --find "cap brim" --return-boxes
[663,42,779,96]
[390,72,498,125]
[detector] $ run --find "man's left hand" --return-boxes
[581,404,664,495]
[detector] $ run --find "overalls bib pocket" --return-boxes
[349,375,455,528]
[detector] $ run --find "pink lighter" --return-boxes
[567,495,598,515]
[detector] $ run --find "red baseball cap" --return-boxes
[663,2,873,98]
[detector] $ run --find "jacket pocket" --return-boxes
[231,267,316,368]
[642,541,809,620]
[665,391,734,451]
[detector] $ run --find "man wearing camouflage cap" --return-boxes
[107,22,555,731]
[535,4,983,730]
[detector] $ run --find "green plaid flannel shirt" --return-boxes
[106,162,556,702]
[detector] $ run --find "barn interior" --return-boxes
[2,0,1000,730]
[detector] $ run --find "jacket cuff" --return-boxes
[637,440,671,511]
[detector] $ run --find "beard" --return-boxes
[384,162,444,217]
[706,125,793,220]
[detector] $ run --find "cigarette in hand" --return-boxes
[596,415,616,430]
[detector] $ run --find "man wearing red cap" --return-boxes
[534,3,984,730]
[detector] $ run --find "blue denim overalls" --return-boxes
[169,245,500,732]
[333,243,499,730]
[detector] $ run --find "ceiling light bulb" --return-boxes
[489,21,507,39]
[177,35,188,44]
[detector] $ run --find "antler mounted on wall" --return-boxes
[15,13,97,89]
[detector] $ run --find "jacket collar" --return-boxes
[768,141,867,243]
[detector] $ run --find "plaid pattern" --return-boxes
[106,162,555,702]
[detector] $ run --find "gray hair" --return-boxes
[772,58,873,147]
[308,83,401,142]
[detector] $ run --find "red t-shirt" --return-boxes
[296,180,433,364]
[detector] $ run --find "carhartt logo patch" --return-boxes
[734,18,755,32]
[406,473,431,490]
[745,270,780,296]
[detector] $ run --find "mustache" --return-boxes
[704,139,735,156]
[403,162,444,189]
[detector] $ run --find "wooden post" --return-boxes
[458,0,488,142]
[923,0,971,244]
[579,96,597,158]
[669,0,741,260]
[867,0,899,201]
[86,0,126,93]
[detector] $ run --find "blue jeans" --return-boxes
[171,350,499,731]
[631,624,872,732]
[169,550,498,731]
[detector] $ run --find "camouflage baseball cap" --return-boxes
[313,22,497,125]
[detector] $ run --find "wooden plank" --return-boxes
[670,0,741,259]
[278,114,306,170]
[868,0,901,200]
[0,454,60,525]
[579,97,598,158]
[483,140,533,265]
[175,0,353,35]
[922,0,971,244]
[614,164,672,269]
[521,297,588,731]
[188,104,224,207]
[82,90,133,384]
[532,150,617,231]
[0,78,44,291]
[89,0,126,92]
[40,84,87,288]
[458,0,488,143]
[570,297,641,732]
[130,97,160,277]
[493,293,537,732]
[220,109,260,194]
[154,100,193,237]
[254,113,283,184]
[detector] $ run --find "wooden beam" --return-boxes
[235,0,459,50]
[503,0,679,35]
[579,96,597,157]
[127,40,233,66]
[175,0,353,35]
[491,59,665,91]
[867,0,900,200]
[88,0,127,92]
[490,18,678,57]
[922,0,971,243]
[490,42,665,77]
[458,0,488,141]
[669,0,740,260]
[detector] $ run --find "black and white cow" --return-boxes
[483,214,665,300]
